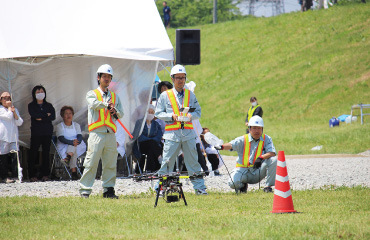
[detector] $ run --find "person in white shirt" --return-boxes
[0,92,23,183]
[56,106,86,180]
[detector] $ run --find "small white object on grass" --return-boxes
[311,145,323,151]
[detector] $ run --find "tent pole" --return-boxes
[7,61,12,93]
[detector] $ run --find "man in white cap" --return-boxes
[216,116,277,193]
[79,64,123,199]
[155,64,207,195]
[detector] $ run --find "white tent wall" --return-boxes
[0,0,173,61]
[0,0,174,155]
[0,57,159,147]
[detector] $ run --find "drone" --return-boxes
[133,172,205,207]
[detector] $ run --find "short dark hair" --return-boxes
[158,81,173,93]
[31,85,47,103]
[202,127,210,134]
[60,105,74,117]
[250,97,257,102]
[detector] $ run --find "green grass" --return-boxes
[1,186,369,239]
[158,4,370,154]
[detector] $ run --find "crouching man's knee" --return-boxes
[228,179,244,189]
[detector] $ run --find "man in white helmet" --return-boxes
[154,64,208,195]
[216,116,277,193]
[79,64,124,199]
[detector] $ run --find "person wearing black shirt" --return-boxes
[245,97,263,134]
[28,85,55,182]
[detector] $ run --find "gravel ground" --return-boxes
[1,154,369,198]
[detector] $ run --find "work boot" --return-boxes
[80,193,90,198]
[103,187,119,199]
[195,189,208,195]
[263,187,273,193]
[239,183,248,193]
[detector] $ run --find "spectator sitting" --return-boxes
[201,128,221,176]
[0,92,23,183]
[132,104,163,173]
[56,106,86,180]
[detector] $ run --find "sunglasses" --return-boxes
[1,96,11,101]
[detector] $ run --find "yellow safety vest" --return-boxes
[247,104,260,122]
[88,89,117,133]
[165,89,194,131]
[236,134,265,168]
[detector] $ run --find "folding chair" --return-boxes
[50,136,82,180]
[116,153,133,179]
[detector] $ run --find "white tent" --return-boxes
[0,0,174,147]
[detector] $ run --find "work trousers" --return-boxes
[79,132,117,195]
[157,138,206,190]
[29,135,52,178]
[228,156,277,189]
[174,143,208,172]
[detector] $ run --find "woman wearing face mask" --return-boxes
[28,85,56,182]
[245,97,263,133]
[132,104,163,173]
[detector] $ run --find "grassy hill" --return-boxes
[158,4,370,155]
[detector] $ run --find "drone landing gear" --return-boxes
[155,179,187,207]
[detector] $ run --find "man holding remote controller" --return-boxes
[154,65,207,195]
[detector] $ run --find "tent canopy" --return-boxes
[0,0,173,60]
[0,0,174,147]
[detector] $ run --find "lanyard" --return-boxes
[172,88,184,110]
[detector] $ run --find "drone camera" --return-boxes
[166,195,179,202]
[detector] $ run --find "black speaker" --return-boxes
[176,29,200,65]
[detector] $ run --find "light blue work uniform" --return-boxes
[155,88,206,190]
[228,134,277,190]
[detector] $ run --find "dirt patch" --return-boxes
[349,71,370,87]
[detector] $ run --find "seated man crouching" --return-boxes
[216,116,277,193]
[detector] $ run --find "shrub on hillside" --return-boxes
[155,0,244,28]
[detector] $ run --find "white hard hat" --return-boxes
[170,64,186,77]
[249,116,264,127]
[97,64,114,77]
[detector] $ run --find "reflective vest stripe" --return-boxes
[165,89,193,131]
[236,134,265,168]
[247,105,260,122]
[88,90,117,132]
[104,92,116,131]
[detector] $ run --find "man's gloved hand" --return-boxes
[253,156,264,169]
[214,145,224,150]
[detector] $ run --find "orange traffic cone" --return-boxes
[271,151,297,213]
